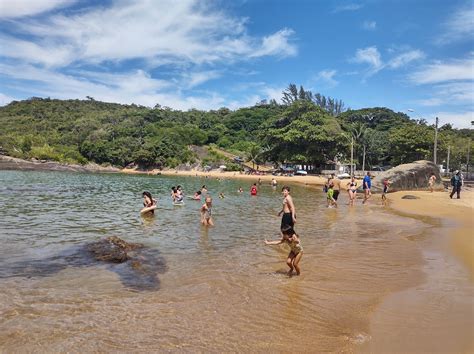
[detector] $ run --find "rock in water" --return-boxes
[87,236,143,263]
[401,195,420,199]
[371,160,443,193]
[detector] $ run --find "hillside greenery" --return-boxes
[0,86,471,171]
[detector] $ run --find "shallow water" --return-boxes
[0,170,468,351]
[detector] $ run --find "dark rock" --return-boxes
[370,160,443,193]
[87,236,143,263]
[401,195,420,199]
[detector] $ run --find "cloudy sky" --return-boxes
[0,0,472,127]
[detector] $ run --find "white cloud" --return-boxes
[314,69,338,87]
[333,3,363,13]
[428,111,473,129]
[362,21,376,30]
[4,0,296,67]
[352,46,383,73]
[387,50,425,69]
[414,98,444,107]
[351,46,425,77]
[180,71,221,89]
[0,93,17,106]
[437,3,474,44]
[409,57,474,84]
[0,0,74,18]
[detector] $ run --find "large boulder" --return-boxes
[86,236,143,263]
[370,160,443,193]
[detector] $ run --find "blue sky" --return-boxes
[0,0,472,128]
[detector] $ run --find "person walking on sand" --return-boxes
[278,186,296,227]
[450,170,462,199]
[362,172,372,204]
[264,225,303,277]
[381,179,391,205]
[200,196,214,226]
[428,173,437,193]
[347,176,357,206]
[329,173,341,201]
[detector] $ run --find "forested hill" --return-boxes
[0,95,472,170]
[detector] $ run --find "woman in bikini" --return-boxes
[141,191,157,214]
[200,196,214,226]
[264,225,303,276]
[278,186,296,227]
[346,176,357,206]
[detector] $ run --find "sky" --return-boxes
[0,0,472,128]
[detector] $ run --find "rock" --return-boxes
[401,195,420,199]
[370,160,443,193]
[86,236,144,263]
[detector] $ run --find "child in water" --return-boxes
[327,183,337,208]
[141,191,157,214]
[200,196,214,226]
[193,190,202,200]
[250,183,258,196]
[264,225,303,276]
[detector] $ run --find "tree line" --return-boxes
[0,86,471,172]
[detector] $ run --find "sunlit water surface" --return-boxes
[0,170,463,351]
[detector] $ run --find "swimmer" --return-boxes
[250,183,258,196]
[141,191,157,214]
[264,225,303,276]
[346,176,357,206]
[278,186,296,227]
[201,185,208,194]
[171,186,177,202]
[219,192,225,199]
[200,196,214,226]
[193,190,202,200]
[327,183,337,208]
[175,185,184,203]
[238,187,243,193]
[271,178,277,187]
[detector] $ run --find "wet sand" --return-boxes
[364,190,474,353]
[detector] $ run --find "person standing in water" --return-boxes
[362,172,372,204]
[278,186,296,227]
[200,196,214,226]
[141,191,157,214]
[264,225,303,276]
[326,183,337,208]
[346,176,357,206]
[250,183,258,196]
[428,173,437,193]
[329,173,341,201]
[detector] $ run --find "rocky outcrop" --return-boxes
[0,155,119,173]
[370,160,443,193]
[87,236,144,263]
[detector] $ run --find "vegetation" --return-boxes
[0,87,471,172]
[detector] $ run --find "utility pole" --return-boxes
[433,116,439,165]
[446,146,450,177]
[350,136,354,176]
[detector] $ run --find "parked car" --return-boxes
[295,170,308,175]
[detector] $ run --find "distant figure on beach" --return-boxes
[192,190,202,200]
[428,173,437,193]
[278,186,296,227]
[329,173,341,201]
[141,191,157,214]
[382,179,391,204]
[250,183,258,196]
[362,172,372,204]
[264,225,303,276]
[347,176,357,206]
[326,183,337,208]
[200,196,214,226]
[201,185,208,194]
[450,170,462,199]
